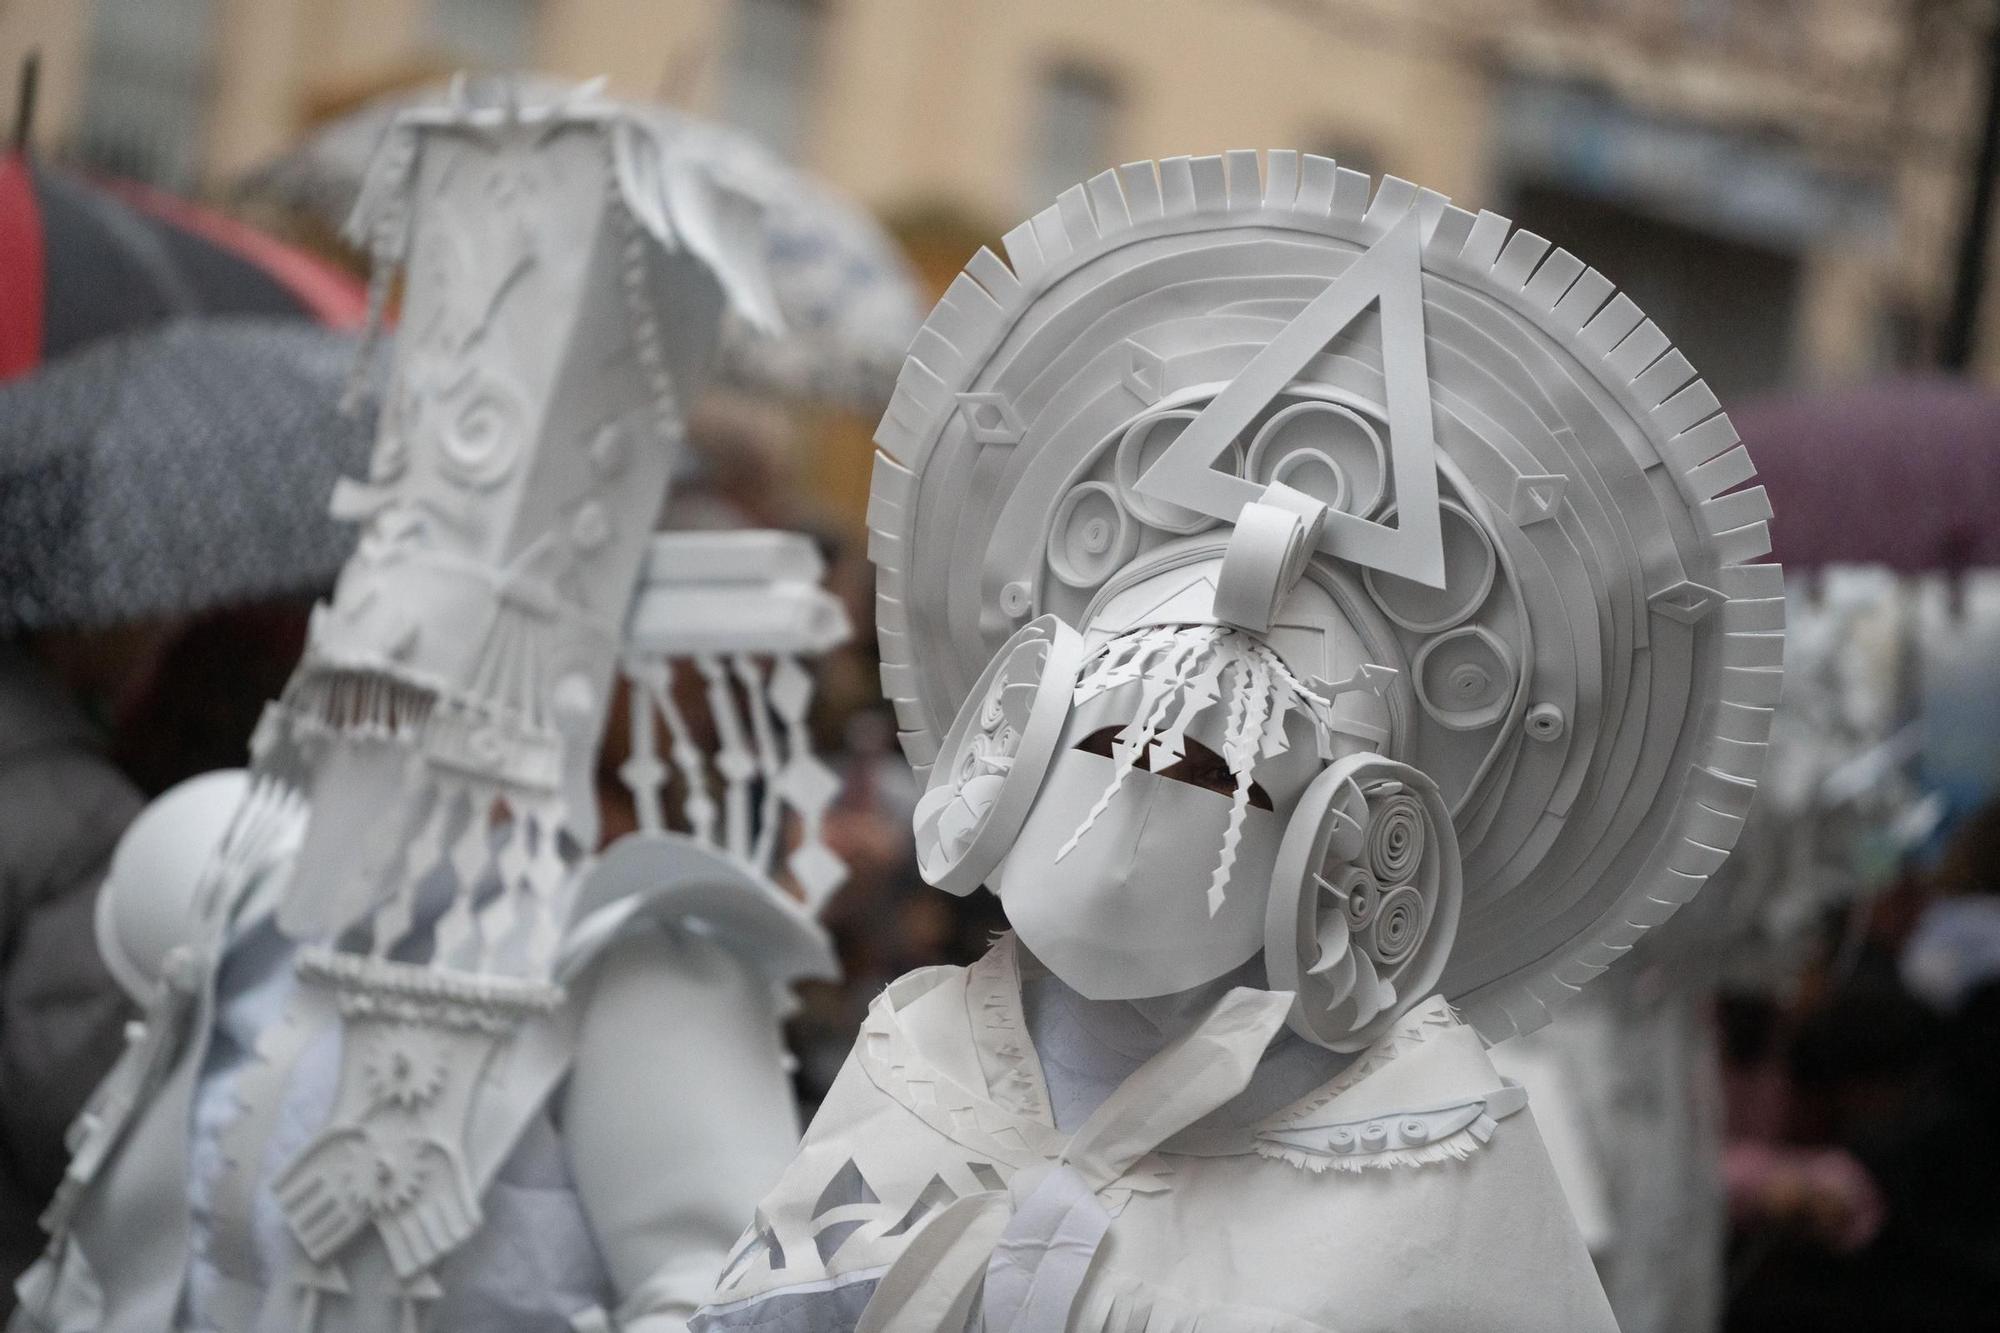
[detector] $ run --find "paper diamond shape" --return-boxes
[778,753,841,814]
[957,392,1024,445]
[1510,473,1566,525]
[1123,340,1167,404]
[1648,579,1725,625]
[788,839,849,904]
[768,656,813,720]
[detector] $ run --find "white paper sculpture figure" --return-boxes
[694,151,1781,1333]
[11,84,850,1333]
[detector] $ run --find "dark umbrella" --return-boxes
[1732,377,2000,573]
[0,317,378,635]
[0,150,366,381]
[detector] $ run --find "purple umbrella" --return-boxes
[1732,377,2000,573]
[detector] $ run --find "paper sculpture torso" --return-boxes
[16,801,819,1333]
[698,936,1614,1333]
[175,880,605,1332]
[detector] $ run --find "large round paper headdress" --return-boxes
[869,152,1781,1040]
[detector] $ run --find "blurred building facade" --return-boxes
[2,0,1993,508]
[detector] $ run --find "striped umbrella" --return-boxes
[0,148,366,382]
[0,317,377,634]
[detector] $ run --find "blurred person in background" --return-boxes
[2,603,309,1303]
[1,608,344,1319]
[0,313,373,1317]
[1724,802,2000,1330]
[0,622,157,1295]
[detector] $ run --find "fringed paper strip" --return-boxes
[1061,624,1342,916]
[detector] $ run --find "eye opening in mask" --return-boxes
[1072,726,1274,811]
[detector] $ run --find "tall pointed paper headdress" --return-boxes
[242,82,781,975]
[871,151,1781,1039]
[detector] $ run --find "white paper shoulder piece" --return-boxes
[870,150,1784,1041]
[1251,996,1526,1171]
[853,965,1072,1168]
[557,832,838,992]
[94,769,303,1002]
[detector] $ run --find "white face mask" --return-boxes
[994,678,1319,1001]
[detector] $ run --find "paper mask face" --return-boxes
[995,674,1316,1000]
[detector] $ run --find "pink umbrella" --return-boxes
[1731,377,2000,574]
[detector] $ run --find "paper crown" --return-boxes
[869,151,1782,1040]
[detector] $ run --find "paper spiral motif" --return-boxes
[1365,793,1425,884]
[1368,885,1426,966]
[1413,625,1515,731]
[437,376,525,490]
[1047,481,1137,588]
[1245,400,1387,517]
[1267,753,1463,1053]
[955,731,996,786]
[1114,410,1242,534]
[1363,502,1496,634]
[1343,872,1378,929]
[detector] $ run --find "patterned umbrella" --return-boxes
[1732,376,2000,573]
[0,149,366,381]
[238,79,921,411]
[0,317,377,634]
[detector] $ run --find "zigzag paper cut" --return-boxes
[1130,211,1447,587]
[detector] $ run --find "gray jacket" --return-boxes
[0,646,141,1315]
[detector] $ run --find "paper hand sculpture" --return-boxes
[12,84,849,1333]
[694,152,1781,1333]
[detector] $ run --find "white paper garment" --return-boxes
[11,81,848,1333]
[695,936,1614,1333]
[767,147,1787,1330]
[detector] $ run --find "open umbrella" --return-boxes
[1731,376,2000,574]
[0,317,377,635]
[237,77,920,410]
[0,149,367,381]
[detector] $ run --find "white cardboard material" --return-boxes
[701,150,1778,1332]
[13,82,847,1333]
[695,938,1611,1333]
[869,150,1782,1043]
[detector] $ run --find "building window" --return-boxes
[717,0,826,159]
[1024,63,1119,211]
[75,0,215,189]
[429,0,541,71]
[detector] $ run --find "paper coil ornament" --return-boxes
[871,150,1782,1041]
[913,615,1086,895]
[1266,755,1461,1050]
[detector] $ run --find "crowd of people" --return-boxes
[7,413,1999,1326]
[2,86,1998,1330]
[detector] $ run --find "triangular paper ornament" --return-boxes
[1132,211,1446,586]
